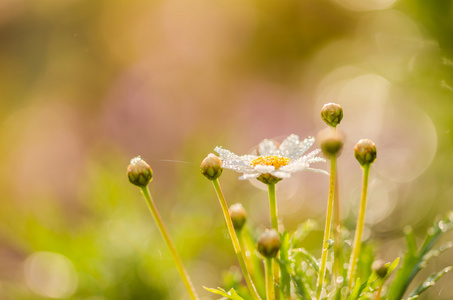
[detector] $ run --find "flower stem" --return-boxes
[268,183,278,231]
[212,179,262,300]
[139,186,198,300]
[267,183,281,299]
[347,164,371,291]
[333,171,344,281]
[316,155,337,300]
[265,258,274,300]
[331,126,343,282]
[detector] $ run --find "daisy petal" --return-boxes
[279,161,309,173]
[258,139,278,156]
[270,171,292,178]
[215,147,240,161]
[287,136,315,159]
[253,165,275,173]
[278,134,301,157]
[239,173,260,180]
[305,167,329,175]
[240,154,258,164]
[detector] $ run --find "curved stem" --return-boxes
[140,187,198,300]
[347,164,371,291]
[265,258,274,300]
[212,179,262,300]
[316,155,337,299]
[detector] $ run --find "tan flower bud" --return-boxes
[257,229,281,258]
[201,153,223,180]
[318,128,344,157]
[321,103,343,127]
[127,156,153,187]
[229,203,247,231]
[354,139,377,166]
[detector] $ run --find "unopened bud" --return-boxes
[318,128,344,157]
[257,229,281,258]
[127,156,153,187]
[201,153,223,180]
[372,259,389,279]
[229,203,247,231]
[354,139,377,166]
[321,103,343,127]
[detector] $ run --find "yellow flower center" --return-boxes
[250,156,290,170]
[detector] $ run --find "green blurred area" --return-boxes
[0,0,453,299]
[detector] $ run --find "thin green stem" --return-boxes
[267,183,281,300]
[212,179,262,300]
[268,183,278,231]
[265,258,274,300]
[140,186,198,300]
[333,171,344,281]
[316,155,337,299]
[347,164,371,291]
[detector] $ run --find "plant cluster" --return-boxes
[127,103,453,300]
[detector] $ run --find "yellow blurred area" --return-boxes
[0,0,453,299]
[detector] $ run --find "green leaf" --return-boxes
[386,257,400,279]
[404,226,417,256]
[203,287,245,300]
[408,266,452,298]
[292,248,319,273]
[357,242,374,281]
[291,275,312,299]
[423,241,453,262]
[278,231,292,298]
[387,212,453,300]
[348,278,362,300]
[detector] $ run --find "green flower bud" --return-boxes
[321,103,343,127]
[372,259,389,279]
[127,156,153,187]
[354,139,377,166]
[229,203,247,231]
[257,229,281,258]
[201,153,223,180]
[257,174,282,185]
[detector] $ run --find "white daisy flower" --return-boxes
[215,134,328,184]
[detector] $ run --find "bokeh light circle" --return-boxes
[24,251,78,298]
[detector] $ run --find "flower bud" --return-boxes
[321,103,343,127]
[354,139,377,166]
[257,174,282,185]
[257,229,281,258]
[201,153,223,180]
[318,128,344,157]
[372,259,389,279]
[229,203,247,231]
[127,156,153,187]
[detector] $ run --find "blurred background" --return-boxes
[1,0,453,299]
